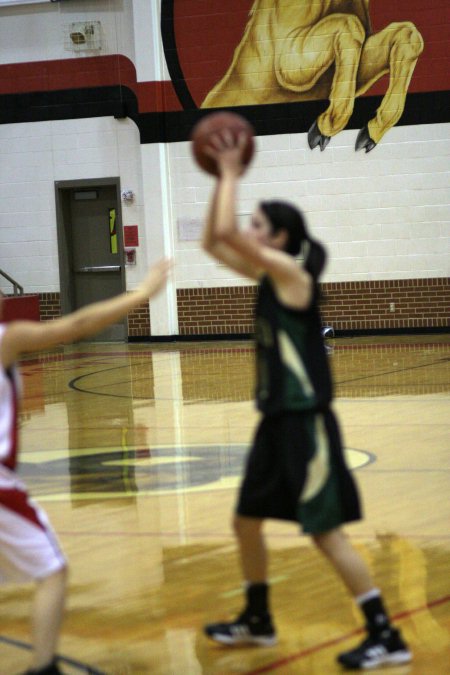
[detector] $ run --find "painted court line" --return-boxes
[19,341,450,368]
[242,595,450,674]
[0,634,106,674]
[2,594,447,673]
[54,530,450,541]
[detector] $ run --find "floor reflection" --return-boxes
[4,337,448,674]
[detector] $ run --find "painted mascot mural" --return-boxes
[201,0,424,152]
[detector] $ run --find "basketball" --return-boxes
[190,111,255,176]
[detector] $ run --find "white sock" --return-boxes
[355,588,381,606]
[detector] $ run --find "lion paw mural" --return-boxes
[201,1,424,152]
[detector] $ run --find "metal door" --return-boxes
[57,183,126,341]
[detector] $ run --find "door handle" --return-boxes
[76,266,121,273]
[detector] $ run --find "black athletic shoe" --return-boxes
[337,628,412,670]
[204,611,277,646]
[21,659,62,675]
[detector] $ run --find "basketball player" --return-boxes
[200,131,411,670]
[0,258,171,675]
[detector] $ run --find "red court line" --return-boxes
[20,342,450,366]
[20,348,255,365]
[333,344,450,351]
[243,595,450,674]
[55,530,450,541]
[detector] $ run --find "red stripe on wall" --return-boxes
[136,81,182,112]
[369,2,450,96]
[0,55,138,97]
[0,55,182,113]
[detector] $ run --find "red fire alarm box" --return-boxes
[124,225,139,247]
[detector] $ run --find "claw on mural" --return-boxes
[308,121,331,151]
[355,126,377,153]
[200,3,423,153]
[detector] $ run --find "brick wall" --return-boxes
[34,292,151,337]
[321,278,450,331]
[26,279,449,337]
[39,293,61,321]
[177,287,256,336]
[177,278,449,335]
[127,301,151,337]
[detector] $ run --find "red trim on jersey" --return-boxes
[0,487,44,531]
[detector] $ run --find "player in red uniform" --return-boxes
[0,259,170,675]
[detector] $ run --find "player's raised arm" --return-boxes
[207,133,311,302]
[191,112,260,280]
[202,132,261,280]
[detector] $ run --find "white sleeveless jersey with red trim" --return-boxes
[0,324,20,471]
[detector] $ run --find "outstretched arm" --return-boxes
[0,258,172,367]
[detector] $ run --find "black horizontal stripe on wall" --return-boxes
[1,88,448,144]
[0,86,138,125]
[136,90,450,143]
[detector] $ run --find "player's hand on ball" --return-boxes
[205,130,249,177]
[190,111,255,177]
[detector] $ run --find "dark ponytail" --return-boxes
[302,238,327,281]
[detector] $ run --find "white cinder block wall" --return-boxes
[171,123,450,289]
[0,2,449,327]
[0,116,146,293]
[0,0,144,296]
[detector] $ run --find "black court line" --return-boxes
[20,347,256,367]
[68,365,150,399]
[67,357,449,399]
[68,364,250,401]
[0,634,106,674]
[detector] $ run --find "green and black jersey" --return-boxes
[255,275,332,414]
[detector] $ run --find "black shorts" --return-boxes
[236,409,362,534]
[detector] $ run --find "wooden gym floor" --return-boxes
[1,335,449,674]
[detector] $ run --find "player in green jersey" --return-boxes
[200,130,411,670]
